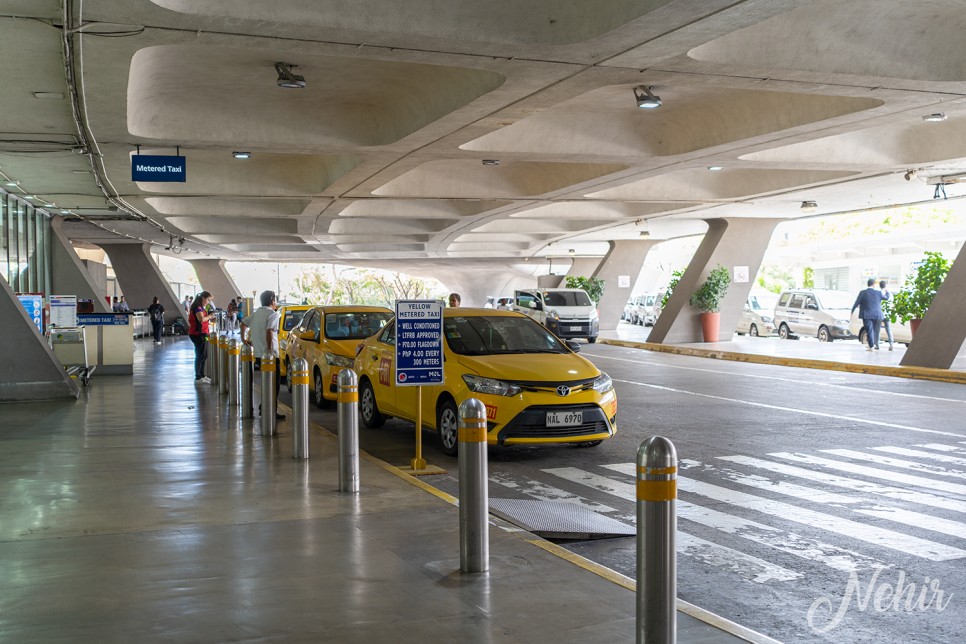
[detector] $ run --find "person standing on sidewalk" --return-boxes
[188,291,213,383]
[242,290,285,420]
[879,279,895,351]
[147,296,165,345]
[851,278,886,351]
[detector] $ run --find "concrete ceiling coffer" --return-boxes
[127,46,505,147]
[147,0,675,46]
[339,199,512,219]
[145,197,311,217]
[462,86,883,157]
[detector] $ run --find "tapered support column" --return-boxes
[592,241,658,331]
[190,259,242,310]
[901,244,966,369]
[648,218,782,344]
[49,217,110,312]
[98,243,183,325]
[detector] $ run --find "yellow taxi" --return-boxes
[354,308,616,455]
[276,304,313,380]
[286,305,394,407]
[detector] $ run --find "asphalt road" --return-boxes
[281,343,966,643]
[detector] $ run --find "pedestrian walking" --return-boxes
[851,278,886,351]
[188,291,213,383]
[147,296,165,344]
[879,280,894,350]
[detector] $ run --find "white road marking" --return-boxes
[546,466,890,573]
[595,462,966,562]
[612,377,966,438]
[585,350,966,405]
[853,507,966,540]
[680,458,860,505]
[488,470,624,516]
[821,449,966,480]
[917,443,966,455]
[769,452,966,497]
[873,446,966,467]
[718,454,966,515]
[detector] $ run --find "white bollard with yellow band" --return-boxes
[337,368,359,492]
[458,397,489,573]
[291,358,310,459]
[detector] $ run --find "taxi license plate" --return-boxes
[547,410,582,427]
[569,326,581,331]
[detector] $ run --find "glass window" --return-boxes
[378,320,396,345]
[444,315,567,356]
[788,294,805,309]
[0,195,8,285]
[542,290,592,307]
[282,308,307,332]
[325,311,392,340]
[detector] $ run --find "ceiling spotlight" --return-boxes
[707,166,723,171]
[232,151,252,159]
[5,180,19,187]
[903,170,916,181]
[800,200,818,213]
[275,62,305,89]
[922,113,947,122]
[633,85,662,109]
[25,195,36,200]
[481,159,501,166]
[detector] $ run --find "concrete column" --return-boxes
[99,243,183,325]
[648,218,782,344]
[190,259,242,309]
[900,244,966,369]
[566,257,602,279]
[592,241,658,331]
[0,275,79,401]
[49,217,110,312]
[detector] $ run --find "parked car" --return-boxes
[354,308,616,455]
[773,289,854,342]
[276,304,313,380]
[849,310,912,347]
[513,288,599,343]
[736,293,779,337]
[640,294,659,326]
[286,305,394,406]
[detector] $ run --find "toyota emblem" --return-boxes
[556,385,570,397]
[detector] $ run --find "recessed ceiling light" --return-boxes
[800,200,818,213]
[33,92,64,100]
[274,62,305,89]
[481,159,501,166]
[922,113,947,122]
[4,180,18,187]
[232,151,252,159]
[707,166,723,171]
[24,195,36,200]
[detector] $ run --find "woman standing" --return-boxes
[147,296,165,345]
[188,291,213,383]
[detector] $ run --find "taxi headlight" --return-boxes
[325,353,354,368]
[592,372,613,394]
[462,374,521,397]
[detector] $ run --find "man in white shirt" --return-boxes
[241,290,285,420]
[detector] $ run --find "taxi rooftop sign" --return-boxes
[131,154,186,182]
[394,300,444,386]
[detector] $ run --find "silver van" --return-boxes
[773,289,855,342]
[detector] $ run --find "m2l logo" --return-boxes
[378,357,392,386]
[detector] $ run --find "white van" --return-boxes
[513,288,599,343]
[773,289,855,342]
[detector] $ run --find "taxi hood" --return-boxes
[327,337,365,357]
[455,351,599,383]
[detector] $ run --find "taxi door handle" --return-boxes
[371,354,379,361]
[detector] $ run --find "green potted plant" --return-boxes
[689,264,731,342]
[889,251,951,336]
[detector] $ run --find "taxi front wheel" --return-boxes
[359,379,385,428]
[437,399,460,457]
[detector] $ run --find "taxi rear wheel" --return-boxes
[313,370,329,409]
[436,399,459,457]
[286,359,293,393]
[360,379,385,428]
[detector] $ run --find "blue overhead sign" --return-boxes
[77,313,130,326]
[131,154,186,182]
[394,300,444,386]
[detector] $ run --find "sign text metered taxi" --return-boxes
[394,300,443,386]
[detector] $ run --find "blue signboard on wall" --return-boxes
[17,293,44,334]
[394,300,444,386]
[131,154,186,182]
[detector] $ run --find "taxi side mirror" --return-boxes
[566,340,581,353]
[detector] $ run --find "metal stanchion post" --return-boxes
[218,334,229,394]
[206,331,217,382]
[227,339,241,406]
[458,397,489,573]
[240,344,254,419]
[636,436,678,644]
[337,369,359,492]
[259,351,276,436]
[291,358,310,459]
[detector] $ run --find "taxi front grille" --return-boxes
[516,382,594,394]
[499,405,611,441]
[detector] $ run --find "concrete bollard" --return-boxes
[206,331,217,382]
[291,358,310,459]
[458,397,489,573]
[240,344,254,419]
[227,339,241,406]
[260,352,276,436]
[636,436,678,644]
[218,334,229,394]
[337,369,359,492]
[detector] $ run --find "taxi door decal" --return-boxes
[378,357,392,386]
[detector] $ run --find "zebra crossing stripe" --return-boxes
[771,452,966,496]
[873,446,966,467]
[854,506,966,540]
[821,449,966,481]
[546,466,889,573]
[916,443,966,455]
[681,459,859,505]
[488,471,624,516]
[718,455,966,515]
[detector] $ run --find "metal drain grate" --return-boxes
[489,498,635,540]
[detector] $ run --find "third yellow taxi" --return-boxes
[354,307,617,455]
[286,305,394,407]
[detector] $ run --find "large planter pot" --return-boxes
[909,318,922,337]
[700,311,721,342]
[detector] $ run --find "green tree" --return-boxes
[689,264,731,313]
[802,266,814,288]
[660,269,685,309]
[889,251,952,324]
[565,276,605,304]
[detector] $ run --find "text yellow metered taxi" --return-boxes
[286,306,393,407]
[354,308,617,455]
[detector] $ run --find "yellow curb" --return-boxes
[599,338,966,385]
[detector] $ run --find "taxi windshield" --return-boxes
[324,312,392,340]
[444,315,569,355]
